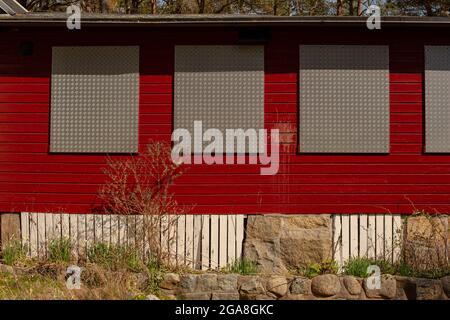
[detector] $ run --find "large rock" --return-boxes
[245,216,282,240]
[416,279,443,300]
[178,274,197,293]
[196,274,217,292]
[343,276,362,296]
[363,275,397,299]
[243,239,287,274]
[217,274,238,292]
[266,276,288,297]
[442,276,450,297]
[311,274,341,297]
[179,292,211,300]
[290,277,311,295]
[395,276,417,300]
[211,292,240,300]
[239,276,266,298]
[243,215,332,274]
[404,215,449,269]
[160,273,180,290]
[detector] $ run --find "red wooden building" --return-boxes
[1,14,450,215]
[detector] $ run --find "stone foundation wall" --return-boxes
[242,214,449,273]
[160,273,450,300]
[243,215,333,274]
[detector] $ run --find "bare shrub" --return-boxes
[98,141,190,267]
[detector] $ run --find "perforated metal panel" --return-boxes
[425,46,450,153]
[299,45,390,153]
[174,46,264,152]
[50,46,139,153]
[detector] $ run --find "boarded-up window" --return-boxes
[50,46,139,153]
[425,46,450,153]
[299,45,390,153]
[174,46,264,152]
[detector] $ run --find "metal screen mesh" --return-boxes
[174,46,264,152]
[299,45,390,153]
[425,46,450,153]
[50,46,139,153]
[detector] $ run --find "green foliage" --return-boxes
[1,241,27,266]
[342,257,372,278]
[48,238,72,263]
[342,256,450,279]
[87,243,144,272]
[146,258,167,294]
[222,259,258,275]
[343,257,398,278]
[300,259,339,278]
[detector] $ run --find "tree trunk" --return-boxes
[336,0,344,16]
[424,2,433,16]
[357,0,363,16]
[197,0,205,13]
[150,0,156,13]
[349,0,354,15]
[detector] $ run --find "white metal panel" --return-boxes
[425,46,450,152]
[50,46,139,153]
[299,45,390,153]
[174,46,264,153]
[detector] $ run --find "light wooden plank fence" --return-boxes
[332,214,404,267]
[20,212,245,270]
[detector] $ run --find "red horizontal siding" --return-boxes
[0,28,449,215]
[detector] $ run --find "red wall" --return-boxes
[1,26,450,215]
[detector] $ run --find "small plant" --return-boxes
[48,238,72,263]
[146,258,167,294]
[222,259,258,275]
[300,259,338,278]
[343,257,398,278]
[343,257,372,278]
[87,243,145,272]
[1,241,27,266]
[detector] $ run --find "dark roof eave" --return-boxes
[1,14,450,28]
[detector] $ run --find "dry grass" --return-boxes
[0,261,162,300]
